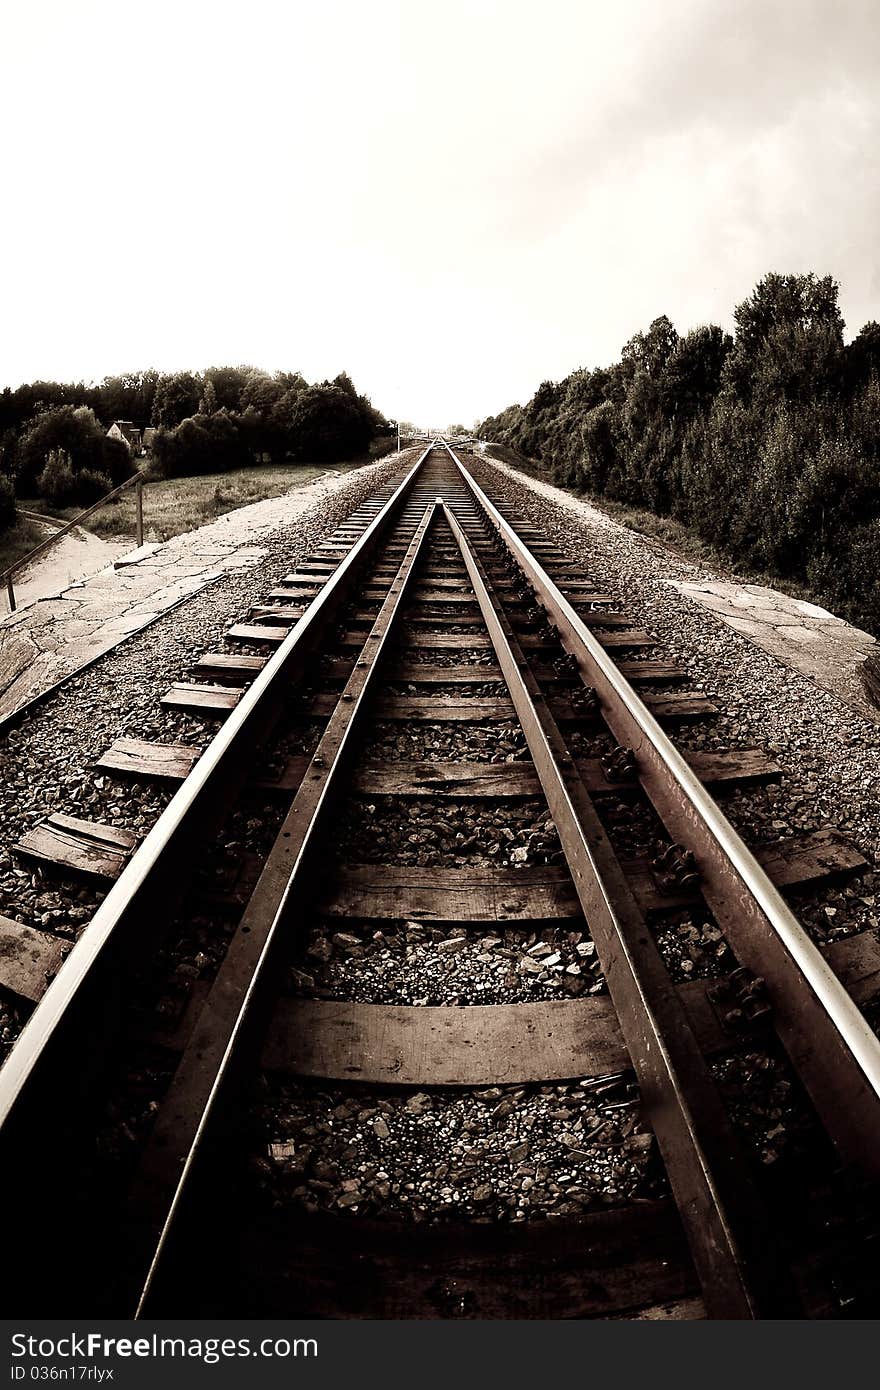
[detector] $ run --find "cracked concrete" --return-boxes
[671,580,876,717]
[484,455,878,723]
[6,520,129,611]
[0,467,374,724]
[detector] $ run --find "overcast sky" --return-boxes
[1,0,879,426]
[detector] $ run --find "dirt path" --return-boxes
[6,520,130,614]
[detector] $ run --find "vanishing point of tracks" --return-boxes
[1,442,880,1319]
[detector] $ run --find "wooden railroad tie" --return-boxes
[139,923,880,1083]
[94,739,780,799]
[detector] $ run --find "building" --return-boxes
[106,421,143,454]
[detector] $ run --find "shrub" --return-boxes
[36,452,113,508]
[285,385,375,462]
[37,449,78,505]
[16,406,132,494]
[150,412,245,477]
[76,469,113,505]
[0,474,14,533]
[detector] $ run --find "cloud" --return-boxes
[0,0,878,424]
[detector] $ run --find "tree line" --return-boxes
[0,366,390,529]
[480,273,880,631]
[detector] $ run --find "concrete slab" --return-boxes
[0,468,380,726]
[674,578,876,717]
[103,612,159,634]
[114,543,163,568]
[6,522,128,610]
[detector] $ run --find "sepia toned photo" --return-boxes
[0,0,879,1364]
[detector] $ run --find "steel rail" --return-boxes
[129,499,440,1316]
[441,500,793,1318]
[0,447,429,1127]
[446,443,880,1177]
[0,448,432,1312]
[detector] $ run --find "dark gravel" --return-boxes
[251,1075,659,1224]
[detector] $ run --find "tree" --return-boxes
[97,370,159,425]
[286,384,375,461]
[621,315,679,379]
[151,371,203,427]
[659,326,732,420]
[723,272,845,405]
[150,411,244,477]
[0,473,15,533]
[240,369,284,416]
[332,371,358,397]
[845,321,880,392]
[203,365,255,413]
[15,406,132,494]
[733,272,844,355]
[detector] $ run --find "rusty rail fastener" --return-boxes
[651,842,701,894]
[710,967,772,1032]
[553,653,580,678]
[601,746,639,783]
[570,685,600,716]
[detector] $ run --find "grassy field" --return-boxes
[0,516,49,577]
[17,461,366,546]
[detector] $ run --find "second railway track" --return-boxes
[1,442,880,1318]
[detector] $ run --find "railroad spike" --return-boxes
[570,685,600,716]
[553,653,580,678]
[601,746,639,783]
[650,842,701,893]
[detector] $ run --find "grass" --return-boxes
[17,460,367,546]
[581,496,823,601]
[0,516,49,577]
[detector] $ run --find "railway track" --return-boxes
[1,441,879,1318]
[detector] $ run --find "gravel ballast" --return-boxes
[4,445,876,1245]
[467,454,880,957]
[0,455,409,1054]
[252,1076,659,1224]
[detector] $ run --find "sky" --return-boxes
[1,0,879,427]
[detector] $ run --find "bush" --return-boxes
[101,435,135,486]
[285,385,375,462]
[150,412,245,478]
[0,474,14,533]
[36,451,113,508]
[15,406,132,494]
[37,449,78,505]
[76,469,113,504]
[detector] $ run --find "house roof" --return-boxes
[109,420,141,441]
